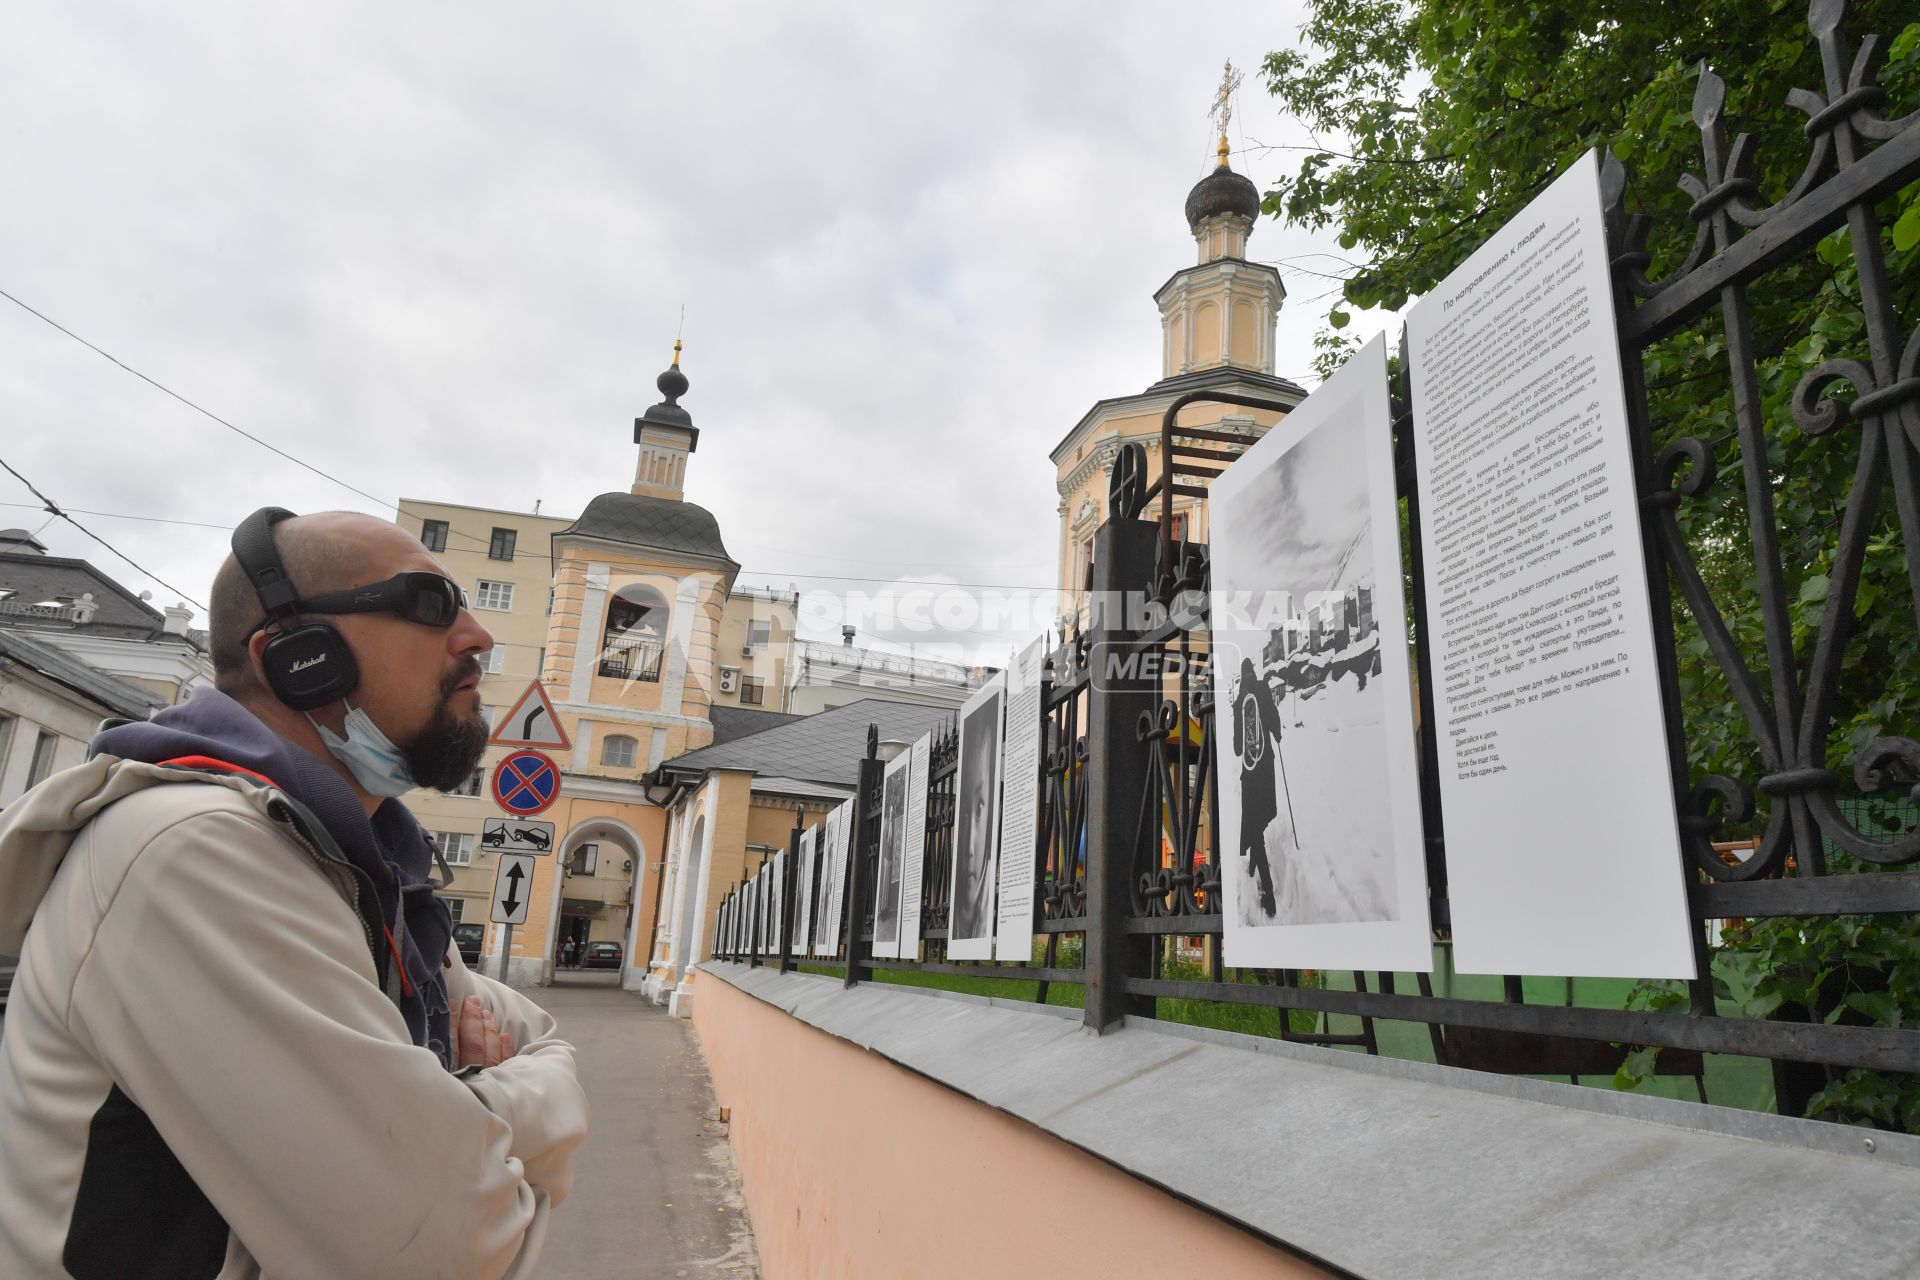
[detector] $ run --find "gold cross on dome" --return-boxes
[1209,59,1243,141]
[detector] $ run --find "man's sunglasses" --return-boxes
[293,572,468,628]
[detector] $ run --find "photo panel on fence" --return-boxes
[795,824,818,958]
[828,799,853,955]
[743,877,756,956]
[745,878,758,955]
[759,868,773,957]
[898,733,931,958]
[813,803,845,956]
[949,672,1007,961]
[874,750,913,958]
[1209,334,1434,973]
[994,636,1048,962]
[770,851,786,954]
[1407,150,1695,980]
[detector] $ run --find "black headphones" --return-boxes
[232,506,361,710]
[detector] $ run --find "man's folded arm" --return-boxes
[447,954,589,1200]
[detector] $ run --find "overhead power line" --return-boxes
[1,288,1070,597]
[0,499,1067,595]
[0,287,395,512]
[0,457,208,612]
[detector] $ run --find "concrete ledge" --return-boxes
[701,962,1920,1280]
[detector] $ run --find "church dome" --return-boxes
[637,341,694,435]
[1184,162,1260,232]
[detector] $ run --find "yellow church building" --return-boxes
[400,345,800,986]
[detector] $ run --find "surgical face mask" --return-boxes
[307,703,418,798]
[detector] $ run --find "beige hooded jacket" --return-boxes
[0,756,588,1279]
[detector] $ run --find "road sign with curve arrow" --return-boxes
[490,853,536,925]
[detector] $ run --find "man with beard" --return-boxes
[0,509,587,1278]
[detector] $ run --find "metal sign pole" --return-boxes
[497,923,514,981]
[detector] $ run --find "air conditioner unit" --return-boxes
[741,644,755,657]
[717,667,739,694]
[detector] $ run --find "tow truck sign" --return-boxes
[482,817,554,856]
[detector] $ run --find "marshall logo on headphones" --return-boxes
[291,654,329,672]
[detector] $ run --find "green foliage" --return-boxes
[1263,4,1920,1127]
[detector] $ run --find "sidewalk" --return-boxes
[525,972,759,1278]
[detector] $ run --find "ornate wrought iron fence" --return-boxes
[713,1,1920,1116]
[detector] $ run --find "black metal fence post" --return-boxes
[842,725,882,989]
[1083,515,1160,1032]
[780,806,802,974]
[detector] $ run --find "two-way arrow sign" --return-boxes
[490,852,536,925]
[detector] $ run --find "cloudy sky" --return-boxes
[2,2,1386,664]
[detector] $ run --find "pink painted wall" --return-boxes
[694,976,1331,1279]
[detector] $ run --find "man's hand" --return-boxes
[454,995,516,1070]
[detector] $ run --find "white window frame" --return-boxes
[746,618,772,650]
[601,735,637,768]
[432,831,475,866]
[475,580,515,611]
[478,646,506,674]
[451,768,484,798]
[26,729,60,790]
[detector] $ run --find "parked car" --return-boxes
[452,924,485,967]
[582,941,623,970]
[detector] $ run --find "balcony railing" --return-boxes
[598,635,663,683]
[0,600,86,625]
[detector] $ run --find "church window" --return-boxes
[600,583,668,682]
[602,735,638,768]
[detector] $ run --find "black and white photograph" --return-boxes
[1208,336,1432,972]
[795,825,818,958]
[874,752,911,956]
[897,734,933,958]
[813,804,843,956]
[949,674,1006,961]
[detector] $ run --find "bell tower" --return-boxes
[632,341,698,501]
[1155,62,1284,377]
